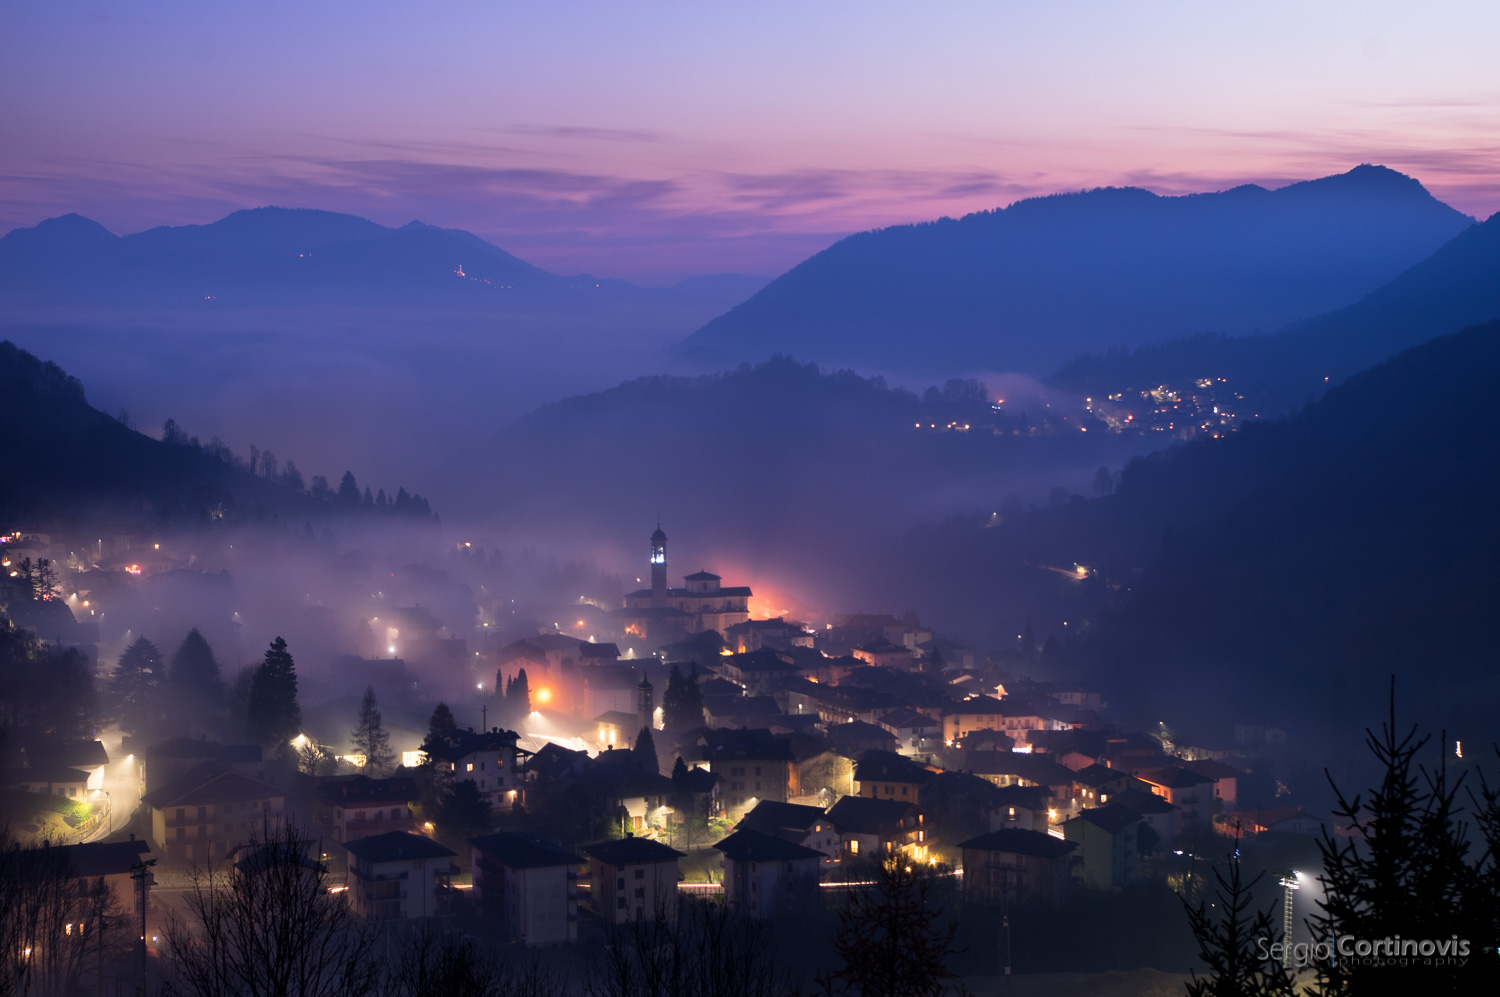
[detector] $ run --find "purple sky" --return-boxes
[3,2,1497,282]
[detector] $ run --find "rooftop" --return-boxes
[142,762,287,810]
[957,828,1077,859]
[344,831,456,864]
[1069,804,1144,835]
[825,795,919,835]
[714,828,825,863]
[469,831,584,869]
[580,837,685,867]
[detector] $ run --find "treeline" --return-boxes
[160,417,436,522]
[0,339,438,525]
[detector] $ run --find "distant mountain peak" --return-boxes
[2,212,116,244]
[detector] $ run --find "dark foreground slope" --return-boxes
[901,320,1500,744]
[677,166,1471,375]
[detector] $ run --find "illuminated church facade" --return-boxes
[617,525,752,638]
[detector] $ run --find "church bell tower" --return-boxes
[650,524,667,606]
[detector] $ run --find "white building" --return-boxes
[342,831,456,921]
[470,831,584,945]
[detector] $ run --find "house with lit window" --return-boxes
[342,831,456,921]
[698,728,794,820]
[421,727,529,811]
[1136,766,1215,827]
[878,708,941,759]
[714,828,823,917]
[737,799,840,869]
[580,837,684,923]
[853,750,934,804]
[825,795,932,863]
[470,831,584,945]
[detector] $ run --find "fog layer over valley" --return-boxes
[0,208,767,494]
[6,165,1500,755]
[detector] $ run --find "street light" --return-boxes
[1278,871,1301,968]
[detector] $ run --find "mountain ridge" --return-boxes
[674,165,1473,376]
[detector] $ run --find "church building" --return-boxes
[615,525,752,639]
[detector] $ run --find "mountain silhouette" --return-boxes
[1051,209,1500,410]
[0,206,636,309]
[674,165,1472,375]
[898,319,1500,745]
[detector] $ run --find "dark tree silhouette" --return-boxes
[336,471,360,509]
[424,702,458,747]
[170,628,225,706]
[435,780,493,843]
[1309,682,1491,994]
[507,668,531,719]
[1178,838,1297,997]
[350,685,394,775]
[817,858,969,997]
[113,636,163,739]
[246,637,301,750]
[634,726,659,775]
[161,823,380,997]
[661,662,705,730]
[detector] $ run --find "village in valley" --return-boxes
[1,518,1318,983]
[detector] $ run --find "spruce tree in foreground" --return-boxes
[1308,681,1492,994]
[350,685,394,775]
[1179,836,1297,997]
[246,636,301,750]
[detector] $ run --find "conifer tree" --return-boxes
[113,636,162,739]
[662,662,705,730]
[634,726,660,775]
[169,628,224,705]
[246,636,301,749]
[509,668,531,717]
[424,701,458,749]
[1179,837,1297,997]
[1308,680,1488,994]
[351,685,394,775]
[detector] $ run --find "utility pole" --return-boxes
[481,704,487,732]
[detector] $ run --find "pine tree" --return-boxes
[246,637,301,749]
[424,702,458,749]
[113,636,162,739]
[509,668,531,717]
[634,726,660,775]
[662,662,705,730]
[1179,839,1297,997]
[350,685,394,775]
[336,471,359,509]
[1308,681,1488,994]
[436,779,493,843]
[169,628,224,706]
